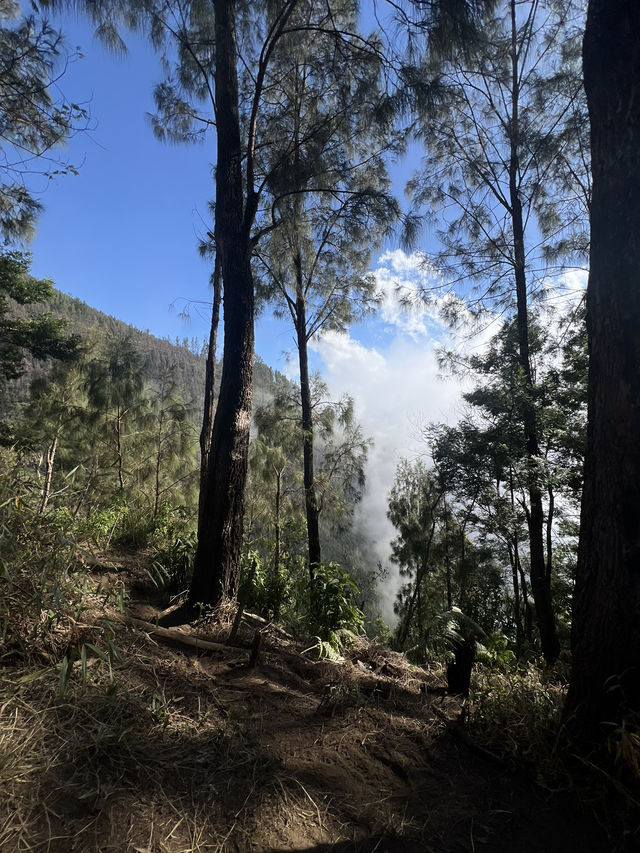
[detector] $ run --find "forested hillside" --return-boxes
[3,287,279,419]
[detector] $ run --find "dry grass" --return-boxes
[0,529,634,852]
[467,665,567,777]
[0,657,280,852]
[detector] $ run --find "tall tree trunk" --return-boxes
[508,471,524,653]
[295,285,322,575]
[443,499,452,610]
[189,0,254,607]
[517,548,534,645]
[546,482,554,584]
[508,0,559,663]
[198,251,222,530]
[565,0,640,743]
[74,454,98,518]
[153,412,164,518]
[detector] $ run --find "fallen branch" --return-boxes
[122,616,229,654]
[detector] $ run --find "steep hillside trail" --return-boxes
[0,548,629,852]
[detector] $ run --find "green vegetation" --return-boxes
[2,0,640,847]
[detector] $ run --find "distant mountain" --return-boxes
[3,288,287,419]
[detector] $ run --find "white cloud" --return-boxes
[373,249,441,339]
[310,324,465,623]
[302,254,587,622]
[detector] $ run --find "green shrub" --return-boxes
[300,562,364,650]
[236,548,304,620]
[467,665,565,775]
[78,501,128,549]
[372,617,395,646]
[149,530,197,593]
[476,632,517,671]
[0,493,123,693]
[113,503,156,549]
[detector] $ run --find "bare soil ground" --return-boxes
[0,548,636,852]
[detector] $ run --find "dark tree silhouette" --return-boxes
[565,0,640,745]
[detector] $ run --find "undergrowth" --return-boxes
[0,488,125,695]
[465,662,640,847]
[467,664,566,779]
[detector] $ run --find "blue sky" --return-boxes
[29,17,217,349]
[28,11,413,367]
[23,8,466,617]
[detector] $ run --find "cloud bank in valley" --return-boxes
[310,250,466,621]
[276,250,586,621]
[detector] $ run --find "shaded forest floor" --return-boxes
[1,548,638,852]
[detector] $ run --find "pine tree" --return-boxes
[22,357,87,513]
[0,252,79,438]
[143,361,199,517]
[404,0,589,662]
[0,2,87,242]
[254,25,397,571]
[429,311,587,656]
[86,335,146,493]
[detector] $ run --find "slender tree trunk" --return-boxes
[189,0,254,608]
[509,472,533,645]
[198,251,222,529]
[289,96,321,577]
[74,454,98,518]
[507,471,524,653]
[508,0,559,663]
[153,414,163,518]
[565,0,640,743]
[444,500,452,610]
[115,407,125,491]
[39,433,59,515]
[546,483,554,584]
[295,289,322,576]
[516,547,534,644]
[273,464,282,619]
[398,499,441,647]
[458,522,467,608]
[508,542,523,656]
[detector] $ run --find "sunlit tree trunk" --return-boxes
[39,433,59,514]
[198,252,222,530]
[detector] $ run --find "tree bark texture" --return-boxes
[198,252,222,530]
[189,0,254,607]
[566,0,640,741]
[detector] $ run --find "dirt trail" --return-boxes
[0,548,626,852]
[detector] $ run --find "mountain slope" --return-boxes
[3,288,284,418]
